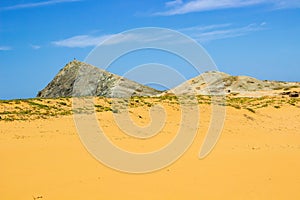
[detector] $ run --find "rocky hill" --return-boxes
[37,60,161,98]
[37,61,299,98]
[162,71,300,97]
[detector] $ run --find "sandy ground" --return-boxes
[1,98,300,199]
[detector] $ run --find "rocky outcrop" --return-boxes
[37,60,161,98]
[37,61,300,98]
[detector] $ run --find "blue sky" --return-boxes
[0,0,300,99]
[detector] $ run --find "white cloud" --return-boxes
[181,23,266,42]
[0,0,82,11]
[0,46,12,51]
[154,0,300,16]
[260,22,267,26]
[52,23,266,48]
[30,44,41,50]
[272,0,300,9]
[166,0,183,7]
[52,32,176,48]
[179,23,232,32]
[52,34,119,48]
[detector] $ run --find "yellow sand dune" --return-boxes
[0,96,300,199]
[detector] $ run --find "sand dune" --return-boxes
[0,96,300,199]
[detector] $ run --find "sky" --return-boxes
[0,0,300,99]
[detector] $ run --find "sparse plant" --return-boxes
[59,102,67,106]
[246,108,256,113]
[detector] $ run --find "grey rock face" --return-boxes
[37,60,161,98]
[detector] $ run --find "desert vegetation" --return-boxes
[0,95,299,121]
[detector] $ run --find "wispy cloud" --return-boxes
[272,0,300,9]
[0,46,12,51]
[181,22,267,42]
[0,0,82,11]
[166,0,183,7]
[154,0,300,16]
[179,23,232,32]
[52,34,118,48]
[52,32,176,48]
[52,23,265,48]
[30,44,41,50]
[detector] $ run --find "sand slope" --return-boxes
[0,97,300,199]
